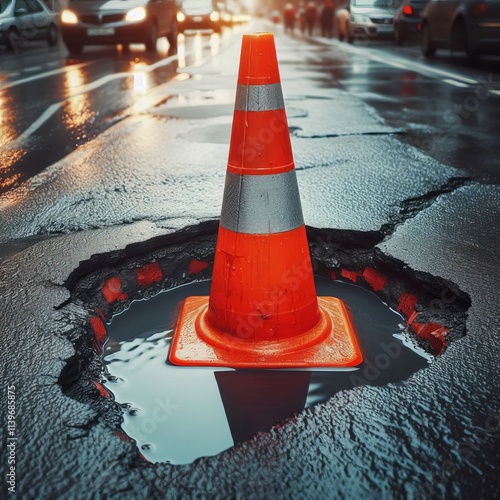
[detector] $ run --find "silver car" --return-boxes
[0,0,58,51]
[336,0,401,42]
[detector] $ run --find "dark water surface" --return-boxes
[103,278,430,464]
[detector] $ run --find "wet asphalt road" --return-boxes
[1,23,500,193]
[1,19,500,499]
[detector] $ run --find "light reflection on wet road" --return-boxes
[0,29,233,193]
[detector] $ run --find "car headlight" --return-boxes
[61,9,78,24]
[351,14,371,24]
[125,6,146,22]
[210,11,220,22]
[176,11,186,22]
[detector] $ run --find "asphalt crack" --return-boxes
[292,130,406,139]
[380,176,474,240]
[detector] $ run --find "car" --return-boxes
[224,0,249,25]
[60,0,179,55]
[421,0,500,57]
[393,0,428,44]
[176,0,224,33]
[335,0,401,43]
[0,0,58,51]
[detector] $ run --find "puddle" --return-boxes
[103,277,430,465]
[155,89,234,119]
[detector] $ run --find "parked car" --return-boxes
[60,0,179,55]
[335,0,401,42]
[421,0,500,57]
[0,0,58,51]
[393,0,428,44]
[176,0,224,33]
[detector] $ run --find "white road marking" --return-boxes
[0,62,92,91]
[4,53,181,150]
[443,79,470,88]
[336,42,483,88]
[25,66,42,73]
[7,103,63,150]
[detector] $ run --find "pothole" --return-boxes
[59,223,470,466]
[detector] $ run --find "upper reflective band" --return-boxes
[234,83,285,112]
[220,170,304,234]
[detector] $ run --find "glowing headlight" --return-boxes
[210,11,220,22]
[125,6,147,22]
[176,11,186,22]
[61,9,78,24]
[351,14,371,24]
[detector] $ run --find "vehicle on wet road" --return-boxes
[421,0,500,57]
[60,0,179,55]
[393,0,428,44]
[335,0,400,42]
[0,0,58,51]
[176,0,225,33]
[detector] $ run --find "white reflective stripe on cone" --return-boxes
[220,170,304,234]
[234,83,285,112]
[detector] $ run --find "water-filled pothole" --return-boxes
[102,277,430,465]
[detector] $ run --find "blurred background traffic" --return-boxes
[1,0,499,58]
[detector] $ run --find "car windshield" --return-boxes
[182,0,214,11]
[353,0,400,7]
[0,0,11,13]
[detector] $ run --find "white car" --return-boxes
[0,0,58,51]
[336,0,400,42]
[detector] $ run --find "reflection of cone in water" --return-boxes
[215,371,311,443]
[169,32,362,368]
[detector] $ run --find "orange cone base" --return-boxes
[169,296,363,368]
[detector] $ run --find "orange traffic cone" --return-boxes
[169,33,362,368]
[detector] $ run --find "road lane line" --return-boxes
[0,62,92,91]
[335,42,481,87]
[7,103,63,150]
[4,53,181,150]
[443,79,471,88]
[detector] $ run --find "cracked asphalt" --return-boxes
[1,20,499,498]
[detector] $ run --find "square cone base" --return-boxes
[169,296,363,368]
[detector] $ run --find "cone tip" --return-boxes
[238,32,280,85]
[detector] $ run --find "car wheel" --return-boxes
[7,28,20,52]
[394,24,404,45]
[451,19,472,56]
[346,23,353,44]
[421,22,436,57]
[65,40,83,55]
[145,21,158,52]
[166,21,178,48]
[47,23,58,47]
[335,20,342,40]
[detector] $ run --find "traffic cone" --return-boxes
[169,33,362,368]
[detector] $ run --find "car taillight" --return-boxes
[402,5,413,16]
[471,2,487,15]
